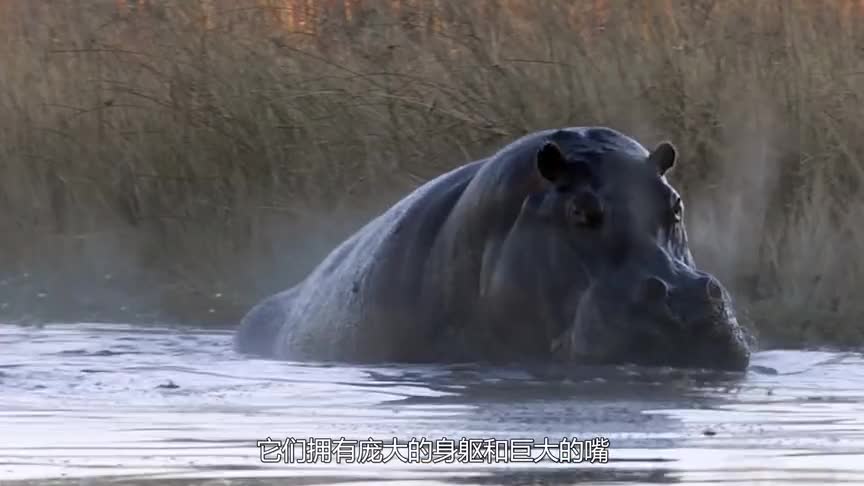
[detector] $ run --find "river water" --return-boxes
[0,323,863,486]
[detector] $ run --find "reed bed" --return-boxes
[1,0,862,346]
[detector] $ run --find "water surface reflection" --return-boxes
[0,323,862,485]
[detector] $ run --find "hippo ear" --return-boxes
[648,141,677,176]
[536,141,567,182]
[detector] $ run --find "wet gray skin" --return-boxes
[562,250,750,371]
[235,127,752,371]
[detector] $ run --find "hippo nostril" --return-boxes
[639,276,668,303]
[702,277,724,301]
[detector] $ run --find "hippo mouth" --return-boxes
[553,275,752,372]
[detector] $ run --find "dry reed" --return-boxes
[1,0,862,347]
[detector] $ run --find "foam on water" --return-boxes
[1,323,863,486]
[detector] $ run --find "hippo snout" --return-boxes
[701,275,725,302]
[637,274,725,306]
[636,274,730,326]
[638,276,668,303]
[565,270,751,371]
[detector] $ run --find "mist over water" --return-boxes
[1,323,863,485]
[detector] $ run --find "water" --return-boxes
[0,323,863,486]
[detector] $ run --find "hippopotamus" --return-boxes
[234,127,752,371]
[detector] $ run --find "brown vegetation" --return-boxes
[1,0,863,347]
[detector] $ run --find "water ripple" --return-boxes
[0,323,863,485]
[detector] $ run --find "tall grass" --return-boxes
[1,0,862,347]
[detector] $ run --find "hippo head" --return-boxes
[509,135,751,371]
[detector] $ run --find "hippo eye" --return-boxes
[671,198,683,223]
[572,208,603,228]
[568,194,604,229]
